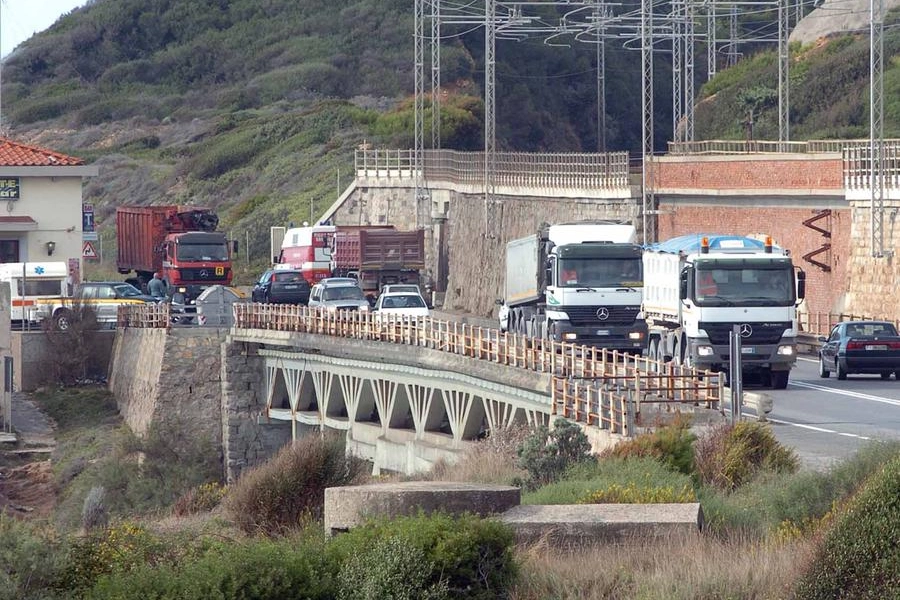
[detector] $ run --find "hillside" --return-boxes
[1,0,899,282]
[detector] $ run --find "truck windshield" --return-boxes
[16,279,62,296]
[695,267,794,306]
[176,243,229,261]
[558,258,642,288]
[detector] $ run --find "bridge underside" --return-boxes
[260,349,551,475]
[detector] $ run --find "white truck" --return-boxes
[0,262,68,325]
[642,234,806,389]
[498,221,648,352]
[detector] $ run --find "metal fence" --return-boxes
[800,311,900,338]
[355,148,631,191]
[233,304,723,435]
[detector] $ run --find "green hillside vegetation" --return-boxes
[2,0,899,282]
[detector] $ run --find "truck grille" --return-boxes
[179,268,230,282]
[563,305,641,326]
[699,321,791,345]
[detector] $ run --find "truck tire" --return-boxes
[53,309,74,331]
[771,371,789,390]
[648,339,661,372]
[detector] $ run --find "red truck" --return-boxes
[116,206,234,316]
[330,228,426,302]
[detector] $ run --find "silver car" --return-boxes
[308,279,371,313]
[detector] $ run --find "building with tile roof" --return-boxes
[0,138,98,279]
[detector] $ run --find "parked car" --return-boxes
[381,284,421,295]
[251,268,311,305]
[373,291,430,319]
[36,281,159,330]
[818,320,900,380]
[308,278,370,312]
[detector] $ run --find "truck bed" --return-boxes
[331,229,425,271]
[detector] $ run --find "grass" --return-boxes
[31,386,119,432]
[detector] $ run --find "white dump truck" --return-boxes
[498,221,648,352]
[642,234,806,389]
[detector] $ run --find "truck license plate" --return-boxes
[596,329,610,336]
[741,346,755,354]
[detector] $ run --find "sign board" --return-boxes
[82,241,98,260]
[0,178,20,200]
[82,232,99,241]
[82,203,94,213]
[82,211,95,232]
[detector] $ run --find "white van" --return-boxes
[0,262,68,323]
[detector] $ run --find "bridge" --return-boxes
[111,304,721,480]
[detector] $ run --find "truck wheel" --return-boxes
[836,359,847,380]
[648,339,660,372]
[53,309,73,331]
[771,371,789,390]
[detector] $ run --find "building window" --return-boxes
[0,240,19,263]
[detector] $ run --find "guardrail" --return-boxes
[667,138,900,156]
[354,148,631,191]
[232,304,723,435]
[118,303,170,328]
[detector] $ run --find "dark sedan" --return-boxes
[819,320,900,380]
[251,269,311,305]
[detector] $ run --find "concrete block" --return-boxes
[499,503,703,547]
[324,481,520,534]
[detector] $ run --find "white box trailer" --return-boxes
[0,262,68,323]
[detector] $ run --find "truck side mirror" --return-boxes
[679,268,689,300]
[796,269,806,300]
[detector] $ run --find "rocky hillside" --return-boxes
[2,0,898,282]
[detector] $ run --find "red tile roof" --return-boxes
[0,138,85,167]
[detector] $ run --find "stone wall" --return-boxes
[108,328,225,458]
[12,330,115,391]
[843,199,900,321]
[220,340,291,483]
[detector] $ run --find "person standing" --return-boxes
[148,271,167,298]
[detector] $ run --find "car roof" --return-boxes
[318,278,358,286]
[380,291,422,297]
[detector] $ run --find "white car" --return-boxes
[373,292,430,318]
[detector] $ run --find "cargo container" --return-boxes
[330,228,426,301]
[498,221,647,352]
[116,206,233,319]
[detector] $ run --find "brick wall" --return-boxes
[654,156,843,190]
[657,204,851,316]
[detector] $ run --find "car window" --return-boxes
[829,328,840,342]
[323,286,364,301]
[310,286,321,301]
[78,285,97,299]
[258,271,272,284]
[114,284,143,298]
[274,272,305,283]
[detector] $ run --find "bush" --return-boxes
[693,422,799,491]
[81,486,108,532]
[0,515,69,600]
[225,433,369,535]
[794,455,900,599]
[428,425,531,485]
[328,513,517,600]
[601,415,696,475]
[578,482,696,504]
[172,482,227,516]
[337,535,449,600]
[517,418,592,489]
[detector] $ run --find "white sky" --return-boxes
[2,0,88,57]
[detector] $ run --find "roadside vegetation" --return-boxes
[3,387,900,599]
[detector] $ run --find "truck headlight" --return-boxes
[697,345,715,356]
[777,345,795,356]
[563,332,578,341]
[628,331,644,340]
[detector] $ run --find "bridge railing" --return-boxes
[800,311,900,338]
[843,142,900,190]
[355,148,631,191]
[118,303,170,328]
[233,304,723,433]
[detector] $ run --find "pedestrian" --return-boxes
[148,271,167,298]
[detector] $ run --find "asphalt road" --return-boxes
[745,355,900,470]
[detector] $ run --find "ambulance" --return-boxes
[0,262,69,324]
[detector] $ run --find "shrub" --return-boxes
[225,433,369,535]
[329,513,517,600]
[578,482,696,504]
[0,515,69,600]
[693,421,799,491]
[337,535,449,600]
[794,455,900,599]
[601,415,696,475]
[81,486,108,532]
[517,418,592,489]
[428,425,531,485]
[172,482,227,516]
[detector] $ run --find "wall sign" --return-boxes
[0,178,20,199]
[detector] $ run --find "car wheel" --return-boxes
[880,372,892,380]
[771,370,789,390]
[53,309,73,331]
[818,355,830,378]
[836,359,848,380]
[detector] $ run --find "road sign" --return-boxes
[82,241,98,259]
[82,203,94,213]
[82,232,98,241]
